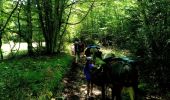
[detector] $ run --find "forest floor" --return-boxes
[59,61,105,100]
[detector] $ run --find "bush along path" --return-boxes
[57,62,103,100]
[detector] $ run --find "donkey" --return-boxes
[102,57,138,100]
[84,46,138,100]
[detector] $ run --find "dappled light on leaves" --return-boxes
[0,0,170,99]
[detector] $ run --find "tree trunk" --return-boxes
[27,0,33,55]
[0,31,3,60]
[36,0,66,54]
[36,0,92,54]
[0,1,2,60]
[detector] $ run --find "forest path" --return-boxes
[56,46,167,100]
[60,61,104,100]
[58,61,163,100]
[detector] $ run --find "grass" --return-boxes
[0,53,73,100]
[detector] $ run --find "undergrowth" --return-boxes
[0,53,73,100]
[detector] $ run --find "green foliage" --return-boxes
[73,0,170,96]
[135,0,170,94]
[0,53,73,100]
[0,0,170,97]
[73,0,140,48]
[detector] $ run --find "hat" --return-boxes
[86,56,93,60]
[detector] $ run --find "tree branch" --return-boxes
[57,1,73,52]
[64,0,95,25]
[65,0,82,8]
[1,10,39,21]
[0,0,20,32]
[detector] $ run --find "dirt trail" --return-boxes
[60,62,103,100]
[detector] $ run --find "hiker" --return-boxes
[83,45,104,97]
[74,38,85,63]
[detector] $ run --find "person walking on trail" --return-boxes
[74,38,80,63]
[84,56,94,97]
[74,38,85,63]
[83,44,104,97]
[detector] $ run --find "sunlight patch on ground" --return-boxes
[92,88,101,96]
[80,84,86,91]
[101,48,112,54]
[145,95,162,100]
[79,84,101,97]
[100,47,131,58]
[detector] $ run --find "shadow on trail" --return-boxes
[61,62,103,100]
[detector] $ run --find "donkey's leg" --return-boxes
[112,87,116,100]
[87,81,90,97]
[133,83,138,100]
[112,85,122,100]
[102,84,106,100]
[90,82,93,96]
[116,87,122,100]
